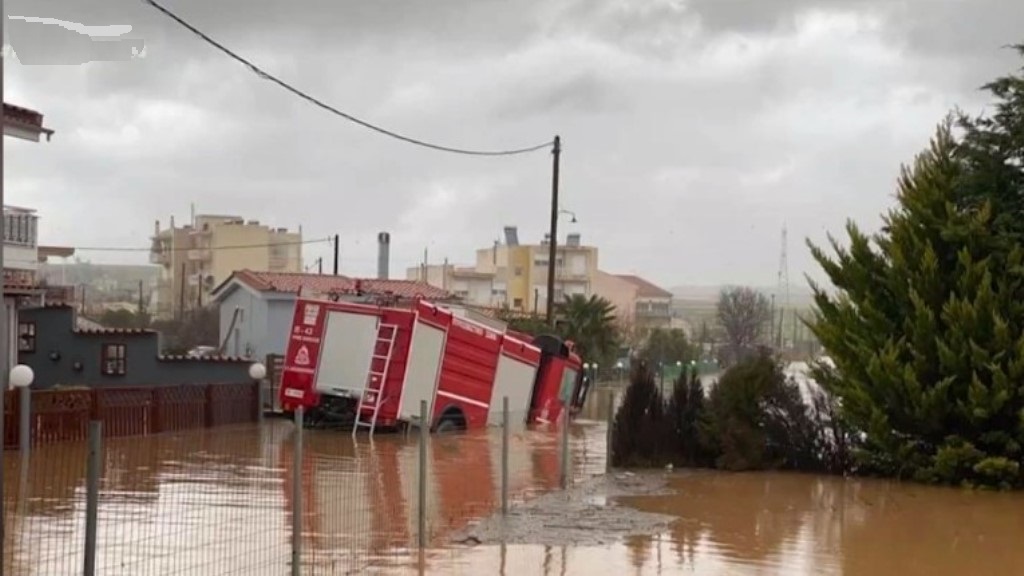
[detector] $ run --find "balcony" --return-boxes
[188,248,212,261]
[42,284,75,303]
[149,249,169,265]
[3,212,38,248]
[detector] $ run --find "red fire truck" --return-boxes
[278,297,591,434]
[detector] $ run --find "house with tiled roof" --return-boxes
[593,271,674,331]
[209,270,457,360]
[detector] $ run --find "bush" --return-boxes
[611,362,667,468]
[664,368,716,467]
[703,351,832,472]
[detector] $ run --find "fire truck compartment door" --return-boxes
[488,354,537,426]
[314,310,380,396]
[398,321,446,423]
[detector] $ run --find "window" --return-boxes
[514,266,523,276]
[18,322,36,353]
[513,298,523,309]
[101,343,127,376]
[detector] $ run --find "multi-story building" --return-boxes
[405,226,599,312]
[149,213,303,319]
[593,271,674,332]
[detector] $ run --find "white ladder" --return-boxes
[353,323,398,437]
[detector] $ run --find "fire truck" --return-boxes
[277,297,592,434]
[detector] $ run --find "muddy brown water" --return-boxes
[1,409,609,575]
[5,386,1024,575]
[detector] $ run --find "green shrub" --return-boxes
[611,362,667,468]
[664,368,716,467]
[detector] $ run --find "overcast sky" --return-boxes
[4,0,1022,289]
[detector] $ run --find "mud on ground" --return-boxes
[451,472,678,548]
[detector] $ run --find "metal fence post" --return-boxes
[559,409,570,490]
[84,421,102,576]
[606,391,615,473]
[418,399,428,549]
[257,379,265,425]
[292,407,303,576]
[501,396,509,516]
[19,386,30,454]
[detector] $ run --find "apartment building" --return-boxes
[150,213,303,319]
[593,271,674,331]
[406,226,598,312]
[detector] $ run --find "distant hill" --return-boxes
[669,284,817,309]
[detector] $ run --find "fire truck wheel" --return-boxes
[434,415,464,434]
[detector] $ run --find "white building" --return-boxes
[4,103,55,377]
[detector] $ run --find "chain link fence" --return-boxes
[2,394,614,574]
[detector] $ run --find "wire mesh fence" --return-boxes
[2,392,615,575]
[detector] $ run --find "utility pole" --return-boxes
[545,135,561,327]
[318,257,323,275]
[332,234,339,275]
[1,0,9,561]
[177,263,185,321]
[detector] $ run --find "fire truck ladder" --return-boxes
[353,323,398,437]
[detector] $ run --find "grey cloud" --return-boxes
[5,0,1024,287]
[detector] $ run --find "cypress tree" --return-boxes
[807,52,1024,487]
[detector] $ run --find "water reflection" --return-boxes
[617,471,1024,576]
[2,416,606,575]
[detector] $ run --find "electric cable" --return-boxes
[142,0,554,157]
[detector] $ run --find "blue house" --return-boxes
[16,304,251,389]
[209,270,455,361]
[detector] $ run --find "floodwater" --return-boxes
[5,386,1024,575]
[1,405,609,575]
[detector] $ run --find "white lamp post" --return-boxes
[248,362,267,381]
[9,364,33,389]
[249,362,267,422]
[10,364,34,454]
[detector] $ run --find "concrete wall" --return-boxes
[266,298,296,357]
[218,286,296,359]
[17,306,250,389]
[593,271,638,323]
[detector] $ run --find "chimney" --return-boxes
[503,226,519,246]
[155,219,160,235]
[377,232,391,279]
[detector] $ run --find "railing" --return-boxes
[2,382,258,449]
[42,285,76,303]
[3,212,38,247]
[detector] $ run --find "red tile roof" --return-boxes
[3,102,54,139]
[158,355,250,363]
[74,327,155,336]
[222,270,455,301]
[614,274,673,299]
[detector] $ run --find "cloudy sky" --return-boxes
[4,0,1022,289]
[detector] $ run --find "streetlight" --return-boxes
[10,364,34,454]
[9,364,33,389]
[615,360,624,382]
[248,362,267,381]
[249,362,267,422]
[592,362,599,382]
[558,209,578,223]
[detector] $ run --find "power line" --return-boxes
[71,236,331,253]
[142,0,554,157]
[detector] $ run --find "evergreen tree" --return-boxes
[611,362,667,467]
[808,113,1024,487]
[664,367,715,467]
[703,351,820,471]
